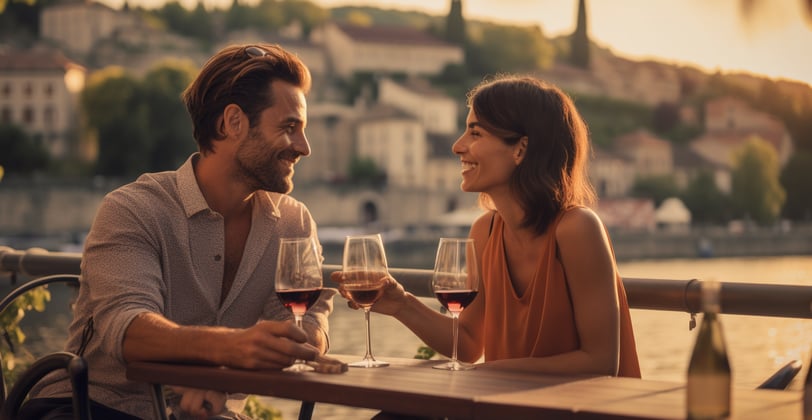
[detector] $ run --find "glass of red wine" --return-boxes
[432,237,479,371]
[275,236,323,372]
[343,233,389,368]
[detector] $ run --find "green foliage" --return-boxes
[0,286,52,388]
[573,95,652,148]
[466,23,554,75]
[243,395,282,420]
[779,151,812,220]
[444,0,465,46]
[0,124,50,175]
[731,136,786,225]
[570,0,589,69]
[414,345,436,360]
[630,175,679,207]
[348,157,386,187]
[82,62,195,177]
[680,171,731,225]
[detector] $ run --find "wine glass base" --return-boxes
[348,358,389,368]
[283,362,315,372]
[432,361,475,371]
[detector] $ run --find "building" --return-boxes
[0,47,86,159]
[378,78,459,135]
[40,1,137,58]
[356,105,428,188]
[310,22,464,79]
[691,96,793,168]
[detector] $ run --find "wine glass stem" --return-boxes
[451,312,460,366]
[363,308,375,360]
[294,314,305,365]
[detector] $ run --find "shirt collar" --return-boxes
[177,153,210,218]
[177,153,284,220]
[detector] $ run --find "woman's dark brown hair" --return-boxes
[468,75,596,235]
[181,43,312,153]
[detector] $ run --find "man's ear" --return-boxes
[514,136,528,165]
[222,104,245,137]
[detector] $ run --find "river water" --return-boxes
[268,255,812,419]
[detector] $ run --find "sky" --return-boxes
[107,0,812,87]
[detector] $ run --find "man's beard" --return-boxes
[235,133,296,194]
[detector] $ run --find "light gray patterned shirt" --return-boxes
[32,153,336,417]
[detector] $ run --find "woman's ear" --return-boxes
[514,136,528,165]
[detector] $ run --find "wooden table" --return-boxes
[126,355,802,419]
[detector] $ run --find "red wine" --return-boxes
[277,288,322,316]
[435,290,477,313]
[346,286,384,307]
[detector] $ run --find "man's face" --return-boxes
[235,80,309,194]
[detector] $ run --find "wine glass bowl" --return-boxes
[432,237,479,371]
[275,237,323,372]
[343,234,389,368]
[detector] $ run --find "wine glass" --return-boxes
[343,234,390,368]
[275,237,323,372]
[432,238,479,371]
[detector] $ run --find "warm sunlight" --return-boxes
[306,0,812,86]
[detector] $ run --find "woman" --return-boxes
[334,75,640,377]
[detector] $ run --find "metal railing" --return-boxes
[2,246,810,319]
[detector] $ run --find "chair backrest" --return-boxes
[0,351,91,420]
[0,274,89,418]
[756,359,803,390]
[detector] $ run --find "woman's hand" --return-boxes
[330,271,410,316]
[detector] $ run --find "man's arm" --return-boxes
[122,312,319,369]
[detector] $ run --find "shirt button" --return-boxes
[214,255,222,261]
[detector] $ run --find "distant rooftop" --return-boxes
[335,23,455,47]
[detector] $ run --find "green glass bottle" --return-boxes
[804,358,812,420]
[686,280,731,419]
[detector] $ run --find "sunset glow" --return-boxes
[101,0,812,86]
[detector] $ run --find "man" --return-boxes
[23,43,335,419]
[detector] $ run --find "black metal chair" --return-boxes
[756,359,803,390]
[0,274,88,419]
[0,351,90,420]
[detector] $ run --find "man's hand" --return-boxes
[222,320,319,369]
[171,386,227,419]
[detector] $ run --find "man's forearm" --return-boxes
[122,312,234,365]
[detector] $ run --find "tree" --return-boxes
[466,23,554,75]
[141,60,197,172]
[82,68,150,177]
[630,174,679,207]
[680,171,731,225]
[445,0,466,46]
[348,157,386,187]
[730,136,786,225]
[569,0,590,69]
[0,124,50,175]
[780,151,812,220]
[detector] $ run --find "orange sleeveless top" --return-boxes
[481,211,641,378]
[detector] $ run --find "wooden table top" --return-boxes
[126,355,802,419]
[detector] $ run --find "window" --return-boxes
[1,107,11,123]
[45,83,54,97]
[24,82,32,97]
[23,107,34,124]
[1,83,10,97]
[44,106,55,126]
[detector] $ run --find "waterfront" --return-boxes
[2,253,810,419]
[269,255,812,419]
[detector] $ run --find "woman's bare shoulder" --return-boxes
[556,206,604,240]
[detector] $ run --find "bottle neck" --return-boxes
[701,280,721,314]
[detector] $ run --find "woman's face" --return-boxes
[451,109,520,195]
